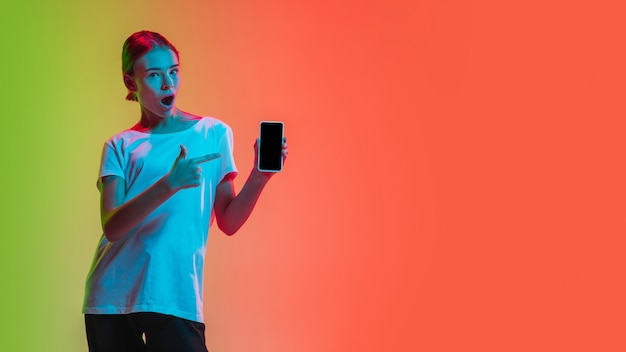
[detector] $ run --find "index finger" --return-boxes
[190,153,222,164]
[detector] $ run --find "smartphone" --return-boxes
[258,121,284,172]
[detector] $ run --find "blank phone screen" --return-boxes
[259,122,283,171]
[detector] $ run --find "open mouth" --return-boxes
[161,95,174,106]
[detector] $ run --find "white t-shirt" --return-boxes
[83,116,237,323]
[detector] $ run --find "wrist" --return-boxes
[249,168,271,186]
[158,174,178,195]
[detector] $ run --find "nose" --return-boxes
[162,75,174,90]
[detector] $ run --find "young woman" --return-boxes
[82,30,287,352]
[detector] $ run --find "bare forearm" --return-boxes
[218,171,269,235]
[103,177,175,242]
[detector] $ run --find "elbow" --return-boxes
[215,212,240,236]
[216,220,239,236]
[103,231,120,243]
[102,224,123,243]
[219,225,238,236]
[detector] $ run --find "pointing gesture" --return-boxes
[167,145,221,191]
[190,153,222,164]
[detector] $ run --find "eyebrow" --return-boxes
[145,64,179,72]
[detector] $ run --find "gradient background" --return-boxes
[1,0,625,351]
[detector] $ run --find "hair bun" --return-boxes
[126,91,138,102]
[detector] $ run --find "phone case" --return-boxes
[258,121,284,172]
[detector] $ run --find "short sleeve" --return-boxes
[218,124,238,183]
[96,139,125,190]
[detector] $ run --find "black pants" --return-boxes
[85,313,208,352]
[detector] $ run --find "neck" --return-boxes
[139,106,181,129]
[132,106,198,134]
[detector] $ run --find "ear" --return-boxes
[123,73,137,92]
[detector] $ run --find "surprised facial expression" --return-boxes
[127,48,180,117]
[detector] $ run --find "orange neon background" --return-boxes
[1,0,625,351]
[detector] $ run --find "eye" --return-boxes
[171,69,178,76]
[149,72,160,78]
